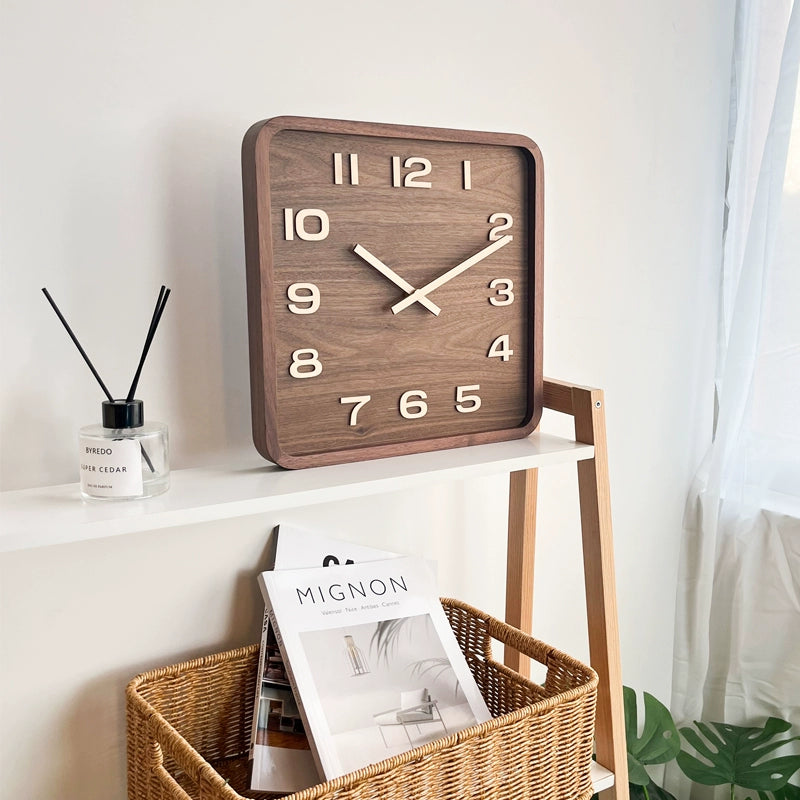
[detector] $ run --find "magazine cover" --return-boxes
[249,525,400,792]
[272,523,400,571]
[261,555,491,781]
[250,605,315,793]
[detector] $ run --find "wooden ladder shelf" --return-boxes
[505,378,629,800]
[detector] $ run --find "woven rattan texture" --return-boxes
[127,598,598,800]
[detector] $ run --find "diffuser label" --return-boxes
[79,437,143,498]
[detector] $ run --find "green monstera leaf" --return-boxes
[677,718,800,792]
[629,778,679,800]
[760,781,800,800]
[624,686,681,786]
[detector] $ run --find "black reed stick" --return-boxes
[43,286,170,476]
[139,442,156,473]
[41,288,115,402]
[126,286,170,402]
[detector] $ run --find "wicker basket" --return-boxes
[126,598,598,800]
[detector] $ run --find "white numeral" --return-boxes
[333,153,359,185]
[488,213,513,241]
[488,279,514,306]
[340,395,371,426]
[287,283,320,314]
[463,160,471,190]
[487,335,514,362]
[404,157,432,187]
[392,157,432,188]
[455,385,481,413]
[284,208,330,241]
[289,348,323,378]
[399,390,428,419]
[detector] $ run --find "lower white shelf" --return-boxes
[0,432,593,553]
[591,762,616,793]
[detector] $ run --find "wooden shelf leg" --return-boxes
[504,467,538,677]
[572,386,629,800]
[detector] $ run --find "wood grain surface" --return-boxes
[242,117,543,468]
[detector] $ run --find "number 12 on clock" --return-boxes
[242,115,543,468]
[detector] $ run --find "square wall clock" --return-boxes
[241,116,543,468]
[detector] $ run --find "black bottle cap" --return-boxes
[102,399,144,429]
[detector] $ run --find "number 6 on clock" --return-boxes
[241,116,544,468]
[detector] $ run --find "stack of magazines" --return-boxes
[249,524,492,793]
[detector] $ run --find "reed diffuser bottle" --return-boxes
[43,285,171,501]
[78,399,169,500]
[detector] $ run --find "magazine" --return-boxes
[249,525,400,792]
[260,555,492,781]
[249,605,314,793]
[272,523,401,571]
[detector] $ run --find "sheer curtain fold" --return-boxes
[671,0,800,746]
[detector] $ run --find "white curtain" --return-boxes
[672,0,800,740]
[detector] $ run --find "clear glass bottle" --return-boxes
[79,399,169,500]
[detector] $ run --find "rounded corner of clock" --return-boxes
[509,137,544,180]
[526,137,544,160]
[242,117,291,155]
[269,453,304,470]
[509,131,542,157]
[251,429,287,469]
[519,403,543,437]
[258,437,331,469]
[242,119,266,149]
[526,408,543,435]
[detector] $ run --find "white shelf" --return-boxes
[0,432,593,553]
[591,762,616,793]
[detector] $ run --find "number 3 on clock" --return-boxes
[242,115,543,468]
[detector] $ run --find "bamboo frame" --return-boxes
[504,377,629,800]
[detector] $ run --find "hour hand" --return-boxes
[352,244,441,316]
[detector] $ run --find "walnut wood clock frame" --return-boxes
[242,116,544,469]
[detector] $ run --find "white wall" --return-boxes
[0,1,733,797]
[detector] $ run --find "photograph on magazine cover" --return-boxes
[256,624,310,747]
[251,618,316,791]
[298,612,480,776]
[250,526,403,792]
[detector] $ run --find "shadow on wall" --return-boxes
[50,533,276,800]
[162,119,254,467]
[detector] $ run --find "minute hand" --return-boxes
[391,235,513,314]
[353,244,441,315]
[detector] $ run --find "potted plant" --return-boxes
[620,687,800,800]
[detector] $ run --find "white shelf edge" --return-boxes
[591,762,616,793]
[0,432,594,554]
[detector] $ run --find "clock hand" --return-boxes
[352,244,441,316]
[391,235,513,314]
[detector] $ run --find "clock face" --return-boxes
[242,117,543,468]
